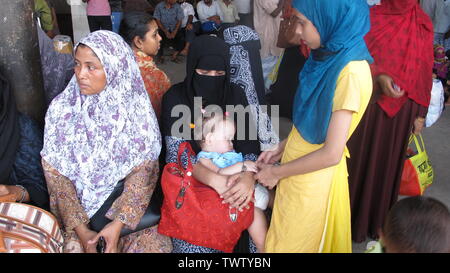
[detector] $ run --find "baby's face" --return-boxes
[209,120,235,154]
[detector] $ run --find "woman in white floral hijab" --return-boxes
[41,30,172,253]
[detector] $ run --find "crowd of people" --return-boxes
[1,0,450,253]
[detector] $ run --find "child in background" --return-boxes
[378,196,450,253]
[434,45,448,83]
[194,109,269,253]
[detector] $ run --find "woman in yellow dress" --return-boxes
[255,0,373,253]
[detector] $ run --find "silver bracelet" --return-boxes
[241,162,247,172]
[15,185,27,203]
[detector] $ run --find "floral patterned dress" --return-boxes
[42,159,172,253]
[135,51,171,120]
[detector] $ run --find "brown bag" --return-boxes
[0,202,64,253]
[276,16,302,48]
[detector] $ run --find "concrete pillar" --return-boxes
[0,0,46,124]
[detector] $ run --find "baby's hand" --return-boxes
[244,161,258,173]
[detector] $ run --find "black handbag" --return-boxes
[89,178,163,237]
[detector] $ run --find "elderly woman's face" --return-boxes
[74,45,107,96]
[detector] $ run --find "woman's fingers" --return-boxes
[225,173,240,188]
[257,151,270,164]
[105,238,117,253]
[237,191,253,211]
[221,183,239,201]
[225,189,243,207]
[87,233,100,246]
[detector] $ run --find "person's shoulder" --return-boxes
[155,1,165,8]
[174,3,183,10]
[342,60,371,76]
[163,82,185,103]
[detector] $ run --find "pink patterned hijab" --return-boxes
[41,31,161,217]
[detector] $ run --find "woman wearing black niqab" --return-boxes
[161,35,260,253]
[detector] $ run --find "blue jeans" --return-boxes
[111,12,123,34]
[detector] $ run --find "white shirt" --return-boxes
[253,0,282,58]
[420,0,450,33]
[180,2,198,27]
[234,0,251,14]
[197,0,224,23]
[218,0,240,23]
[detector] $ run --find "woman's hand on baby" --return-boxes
[244,161,258,173]
[221,172,254,211]
[255,162,281,190]
[257,139,287,164]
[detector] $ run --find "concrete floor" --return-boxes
[158,51,450,253]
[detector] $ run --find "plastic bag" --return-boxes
[425,79,444,127]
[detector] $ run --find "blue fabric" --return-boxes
[291,0,373,144]
[111,12,123,34]
[197,150,243,168]
[201,21,221,32]
[9,114,49,210]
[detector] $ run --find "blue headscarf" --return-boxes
[292,0,373,144]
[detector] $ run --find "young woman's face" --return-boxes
[292,8,321,50]
[134,20,161,57]
[195,69,226,76]
[74,46,107,96]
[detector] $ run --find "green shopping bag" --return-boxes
[399,134,434,196]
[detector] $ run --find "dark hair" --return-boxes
[119,12,155,46]
[383,196,450,253]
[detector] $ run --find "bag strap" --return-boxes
[177,141,196,173]
[0,230,7,253]
[411,134,425,154]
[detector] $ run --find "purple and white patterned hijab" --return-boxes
[41,31,161,218]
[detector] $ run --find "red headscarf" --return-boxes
[365,0,434,117]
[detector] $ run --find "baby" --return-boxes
[194,110,269,253]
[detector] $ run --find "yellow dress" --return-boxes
[265,61,373,253]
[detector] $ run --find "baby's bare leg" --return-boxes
[247,207,268,253]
